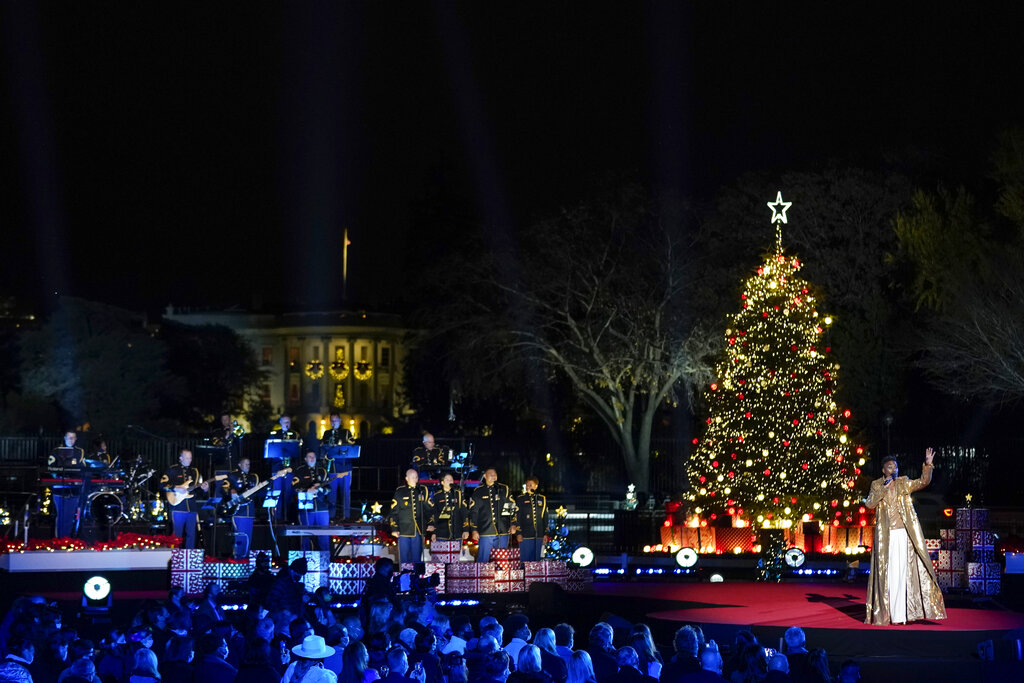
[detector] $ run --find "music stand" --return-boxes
[297,491,315,511]
[264,439,300,466]
[323,444,360,465]
[263,490,282,557]
[195,444,231,479]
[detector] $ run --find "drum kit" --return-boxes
[47,455,165,527]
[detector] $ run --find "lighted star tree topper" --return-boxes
[688,191,867,532]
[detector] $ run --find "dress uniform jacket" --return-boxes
[388,484,430,537]
[514,492,548,539]
[293,465,330,512]
[469,483,515,536]
[223,470,260,515]
[161,464,204,513]
[429,487,470,540]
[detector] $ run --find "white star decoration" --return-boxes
[767,191,792,224]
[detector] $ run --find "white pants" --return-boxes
[888,527,909,623]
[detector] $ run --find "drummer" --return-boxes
[88,436,112,467]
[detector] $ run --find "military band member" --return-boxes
[222,456,259,557]
[388,468,431,564]
[293,451,331,551]
[323,412,355,447]
[161,448,209,549]
[268,415,301,521]
[427,472,470,546]
[515,477,548,562]
[412,432,449,471]
[212,413,234,444]
[48,430,86,538]
[469,468,516,563]
[322,412,355,521]
[88,435,111,467]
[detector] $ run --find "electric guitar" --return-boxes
[165,474,228,506]
[305,471,350,494]
[216,468,291,518]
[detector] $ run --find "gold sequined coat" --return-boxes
[864,464,947,624]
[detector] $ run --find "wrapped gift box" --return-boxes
[715,527,755,553]
[935,568,964,591]
[925,539,941,551]
[288,551,330,591]
[955,530,972,555]
[524,560,569,588]
[202,559,250,591]
[565,567,594,592]
[493,568,526,593]
[328,561,374,595]
[490,547,521,569]
[936,550,954,570]
[967,562,1001,579]
[939,528,956,551]
[956,508,989,531]
[446,562,495,593]
[430,540,462,564]
[973,548,996,563]
[935,549,965,570]
[968,576,1001,595]
[972,531,996,547]
[170,549,207,596]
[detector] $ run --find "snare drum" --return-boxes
[88,490,124,524]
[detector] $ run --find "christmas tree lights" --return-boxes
[688,192,867,534]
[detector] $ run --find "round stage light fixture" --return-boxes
[83,576,111,601]
[675,547,698,568]
[709,573,724,583]
[784,548,806,568]
[572,546,595,567]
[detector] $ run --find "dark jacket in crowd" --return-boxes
[585,647,619,683]
[607,666,658,683]
[233,662,281,683]
[194,654,238,680]
[159,661,194,683]
[539,649,567,683]
[660,655,701,683]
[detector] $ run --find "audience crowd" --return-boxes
[0,556,862,683]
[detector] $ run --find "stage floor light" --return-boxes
[84,576,111,601]
[572,546,595,567]
[675,547,698,568]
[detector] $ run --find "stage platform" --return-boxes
[582,581,1024,680]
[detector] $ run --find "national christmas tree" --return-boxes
[688,192,866,533]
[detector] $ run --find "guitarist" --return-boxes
[160,448,209,549]
[222,456,260,555]
[293,451,332,551]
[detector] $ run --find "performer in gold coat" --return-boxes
[864,447,946,625]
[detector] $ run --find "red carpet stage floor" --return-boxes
[593,581,1024,631]
[588,581,1024,680]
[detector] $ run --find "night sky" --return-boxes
[3,3,1023,315]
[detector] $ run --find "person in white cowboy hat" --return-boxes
[284,635,338,683]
